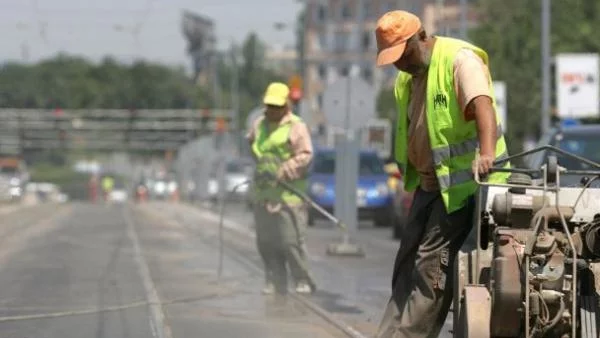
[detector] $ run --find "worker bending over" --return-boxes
[374,10,511,338]
[247,82,317,295]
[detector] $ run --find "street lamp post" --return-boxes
[229,41,241,154]
[459,0,468,40]
[541,0,551,135]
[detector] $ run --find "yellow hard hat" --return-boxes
[263,82,290,107]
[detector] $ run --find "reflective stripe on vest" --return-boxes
[431,124,503,166]
[393,37,511,213]
[437,151,509,190]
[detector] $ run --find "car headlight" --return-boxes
[154,182,166,193]
[376,183,389,196]
[310,183,326,196]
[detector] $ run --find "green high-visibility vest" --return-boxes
[251,114,307,205]
[394,37,511,213]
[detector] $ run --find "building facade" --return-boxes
[301,0,422,127]
[421,0,479,38]
[265,45,298,77]
[300,0,477,128]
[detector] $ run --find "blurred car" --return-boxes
[526,122,600,187]
[148,177,177,200]
[109,181,128,203]
[307,148,393,227]
[208,159,253,203]
[25,182,67,203]
[0,158,27,202]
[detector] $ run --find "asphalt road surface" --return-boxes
[156,200,455,338]
[0,202,354,338]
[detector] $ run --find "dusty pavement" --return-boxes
[0,202,353,338]
[149,201,455,338]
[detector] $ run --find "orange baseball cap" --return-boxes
[375,10,422,67]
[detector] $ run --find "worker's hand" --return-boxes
[472,154,495,176]
[276,167,287,181]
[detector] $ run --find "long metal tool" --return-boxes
[217,174,365,278]
[277,179,365,257]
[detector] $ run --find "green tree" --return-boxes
[216,33,284,131]
[0,55,200,109]
[469,0,600,155]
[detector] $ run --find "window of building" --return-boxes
[334,31,349,52]
[315,4,327,22]
[362,31,371,51]
[318,64,327,80]
[362,66,373,82]
[341,1,352,20]
[362,0,373,19]
[318,33,328,51]
[339,65,349,77]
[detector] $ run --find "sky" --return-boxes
[0,0,303,68]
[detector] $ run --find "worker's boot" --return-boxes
[295,281,314,294]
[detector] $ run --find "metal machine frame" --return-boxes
[454,145,600,338]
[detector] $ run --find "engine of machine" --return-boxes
[486,176,600,338]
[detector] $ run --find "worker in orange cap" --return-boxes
[247,82,317,296]
[374,10,511,337]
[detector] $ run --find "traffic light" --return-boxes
[215,117,228,133]
[197,110,231,135]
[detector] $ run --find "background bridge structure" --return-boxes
[0,109,233,155]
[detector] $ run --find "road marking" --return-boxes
[124,207,173,338]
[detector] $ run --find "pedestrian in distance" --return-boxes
[373,10,511,338]
[246,82,317,296]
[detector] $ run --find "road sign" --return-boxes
[215,117,227,132]
[322,76,376,131]
[492,81,507,132]
[555,53,599,118]
[334,131,360,235]
[289,74,303,102]
[361,119,392,158]
[288,74,302,90]
[290,87,302,101]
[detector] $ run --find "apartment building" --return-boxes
[422,0,479,38]
[300,0,478,127]
[301,0,422,127]
[265,45,298,77]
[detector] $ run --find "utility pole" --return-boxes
[437,0,446,35]
[459,0,468,40]
[229,42,241,154]
[541,0,551,135]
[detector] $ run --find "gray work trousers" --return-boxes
[376,188,475,338]
[253,202,316,295]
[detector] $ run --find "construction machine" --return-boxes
[454,145,600,338]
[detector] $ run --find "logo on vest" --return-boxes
[433,93,448,109]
